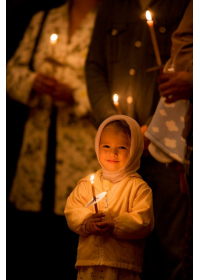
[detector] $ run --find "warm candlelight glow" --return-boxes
[145,10,162,68]
[90,174,94,183]
[113,94,119,104]
[90,174,98,213]
[50,34,58,76]
[113,93,122,114]
[127,96,133,116]
[146,10,152,21]
[50,33,58,44]
[127,96,133,104]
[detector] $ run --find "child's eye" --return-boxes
[103,145,110,148]
[119,146,127,150]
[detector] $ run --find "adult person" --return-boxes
[158,0,193,198]
[158,1,193,278]
[6,0,101,279]
[85,0,190,279]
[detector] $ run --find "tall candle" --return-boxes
[146,10,162,67]
[50,34,58,75]
[113,94,122,115]
[90,175,98,213]
[50,33,58,55]
[127,96,133,116]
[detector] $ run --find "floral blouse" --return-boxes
[6,2,100,215]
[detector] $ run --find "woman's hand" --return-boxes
[158,71,193,103]
[51,81,75,105]
[32,73,57,96]
[32,73,75,105]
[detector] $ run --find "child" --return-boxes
[64,115,154,280]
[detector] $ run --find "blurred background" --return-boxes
[6,0,66,201]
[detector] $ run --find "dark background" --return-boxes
[6,0,66,62]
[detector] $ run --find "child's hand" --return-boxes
[85,213,105,233]
[96,221,115,233]
[86,221,115,236]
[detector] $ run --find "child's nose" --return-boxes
[109,148,118,156]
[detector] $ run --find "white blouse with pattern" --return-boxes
[7,2,100,215]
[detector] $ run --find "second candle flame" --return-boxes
[50,34,58,44]
[146,10,152,21]
[113,94,119,103]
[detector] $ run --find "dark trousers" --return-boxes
[140,154,189,280]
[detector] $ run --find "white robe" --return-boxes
[6,2,100,215]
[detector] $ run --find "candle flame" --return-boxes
[127,96,133,104]
[146,10,152,21]
[50,33,58,44]
[90,174,94,182]
[113,94,119,103]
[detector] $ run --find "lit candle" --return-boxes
[50,34,58,75]
[146,10,162,68]
[50,33,58,42]
[90,174,98,213]
[127,96,133,116]
[50,33,58,57]
[113,94,122,115]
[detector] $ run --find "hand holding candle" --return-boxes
[90,174,98,213]
[146,10,162,69]
[113,94,122,114]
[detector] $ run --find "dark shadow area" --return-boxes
[6,2,78,280]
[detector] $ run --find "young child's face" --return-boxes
[99,125,131,172]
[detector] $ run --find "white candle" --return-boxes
[50,34,58,75]
[50,33,58,54]
[90,175,98,213]
[50,33,58,44]
[127,96,133,116]
[113,94,122,115]
[146,10,162,67]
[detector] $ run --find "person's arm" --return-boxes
[6,11,45,106]
[172,0,193,73]
[85,2,117,127]
[158,71,193,103]
[111,183,154,240]
[157,0,193,104]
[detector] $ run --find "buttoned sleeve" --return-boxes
[113,183,154,239]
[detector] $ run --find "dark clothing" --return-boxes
[138,155,188,280]
[86,0,190,128]
[85,1,190,279]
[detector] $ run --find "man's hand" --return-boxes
[158,71,193,103]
